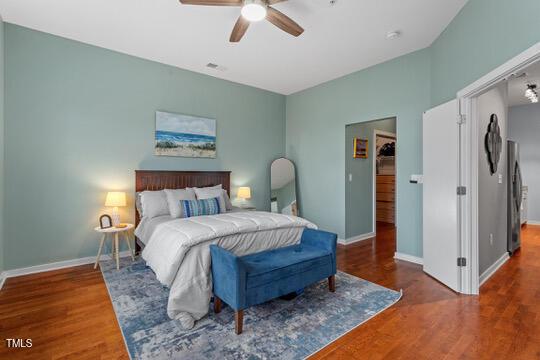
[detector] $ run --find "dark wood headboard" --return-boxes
[134,170,231,252]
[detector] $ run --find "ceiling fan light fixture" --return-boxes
[241,0,267,22]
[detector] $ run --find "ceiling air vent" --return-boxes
[206,63,227,72]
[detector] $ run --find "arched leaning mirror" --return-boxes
[270,158,298,216]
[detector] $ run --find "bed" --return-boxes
[135,170,233,251]
[134,170,317,329]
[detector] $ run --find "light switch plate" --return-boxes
[410,174,423,184]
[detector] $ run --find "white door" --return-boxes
[423,100,461,292]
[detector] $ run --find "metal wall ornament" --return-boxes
[485,114,502,175]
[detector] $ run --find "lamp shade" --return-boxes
[105,191,126,207]
[237,187,251,199]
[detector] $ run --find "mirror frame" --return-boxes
[270,157,299,217]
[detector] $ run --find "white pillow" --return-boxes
[222,190,233,211]
[139,190,169,219]
[164,188,197,218]
[195,184,222,190]
[135,192,143,218]
[194,187,227,213]
[194,184,233,211]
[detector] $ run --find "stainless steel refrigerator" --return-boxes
[507,140,523,255]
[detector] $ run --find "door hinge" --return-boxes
[458,114,466,124]
[457,257,467,267]
[457,186,467,195]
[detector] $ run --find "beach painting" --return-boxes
[155,111,216,158]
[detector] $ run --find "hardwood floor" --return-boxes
[0,265,128,359]
[314,223,540,360]
[1,223,539,359]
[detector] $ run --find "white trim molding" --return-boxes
[338,232,376,245]
[394,252,423,265]
[0,272,6,290]
[479,252,510,286]
[525,220,540,226]
[1,251,132,280]
[457,41,540,295]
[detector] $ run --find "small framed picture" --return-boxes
[353,138,368,158]
[99,214,113,229]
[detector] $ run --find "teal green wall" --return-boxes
[286,49,430,254]
[4,24,285,270]
[0,17,4,273]
[286,0,540,255]
[345,118,395,239]
[430,0,540,106]
[3,0,540,268]
[272,180,296,213]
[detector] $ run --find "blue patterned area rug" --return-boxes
[101,258,402,360]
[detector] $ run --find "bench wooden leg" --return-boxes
[235,310,244,335]
[328,275,336,292]
[214,296,222,313]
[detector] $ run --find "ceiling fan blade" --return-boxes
[230,16,250,42]
[179,0,242,6]
[267,0,288,4]
[266,6,304,37]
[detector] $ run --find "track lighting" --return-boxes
[525,84,538,103]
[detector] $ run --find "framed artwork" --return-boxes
[353,138,368,158]
[99,214,112,229]
[155,111,216,158]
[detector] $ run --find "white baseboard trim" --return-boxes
[1,251,132,280]
[0,272,6,290]
[479,252,510,286]
[338,232,376,245]
[394,252,424,265]
[525,220,540,226]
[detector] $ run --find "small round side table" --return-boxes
[94,224,135,270]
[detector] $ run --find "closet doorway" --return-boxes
[374,130,397,226]
[344,117,397,246]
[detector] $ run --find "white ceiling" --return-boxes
[508,61,540,107]
[0,0,467,95]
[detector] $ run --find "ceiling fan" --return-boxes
[179,0,304,42]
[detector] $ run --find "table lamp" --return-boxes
[105,191,126,226]
[237,187,251,208]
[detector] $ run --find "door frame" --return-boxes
[457,41,540,295]
[344,117,398,245]
[372,129,397,233]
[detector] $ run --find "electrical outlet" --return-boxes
[498,174,503,184]
[348,173,352,182]
[489,233,494,246]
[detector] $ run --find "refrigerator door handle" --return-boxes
[516,162,523,209]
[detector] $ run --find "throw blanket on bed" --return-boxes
[142,211,317,329]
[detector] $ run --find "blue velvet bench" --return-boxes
[210,228,337,334]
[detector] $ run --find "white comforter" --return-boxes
[141,211,317,329]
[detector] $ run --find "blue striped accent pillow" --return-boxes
[181,197,221,218]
